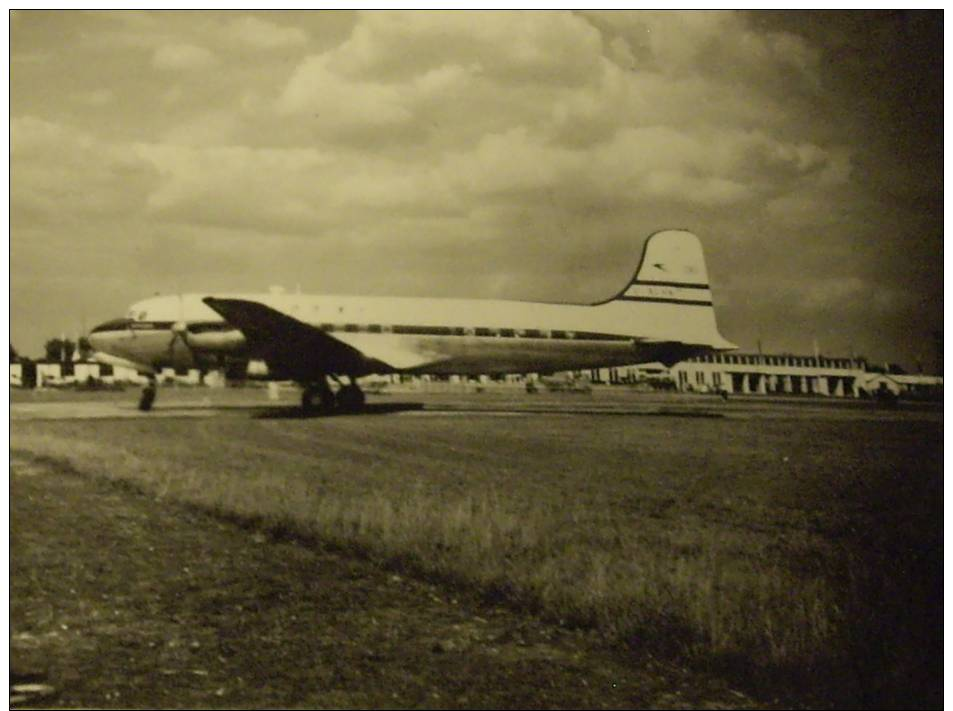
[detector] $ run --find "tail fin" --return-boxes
[611,229,713,306]
[596,229,736,355]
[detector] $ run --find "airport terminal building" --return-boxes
[590,352,941,399]
[673,352,866,397]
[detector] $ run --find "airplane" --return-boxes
[87,229,736,412]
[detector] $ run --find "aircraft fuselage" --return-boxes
[87,231,736,384]
[89,291,727,377]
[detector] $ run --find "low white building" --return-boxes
[668,352,866,396]
[36,362,68,387]
[855,372,943,398]
[668,352,941,398]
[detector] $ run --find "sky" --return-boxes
[9,10,943,370]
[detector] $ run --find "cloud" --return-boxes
[273,11,609,143]
[29,11,845,245]
[152,43,217,71]
[73,88,115,106]
[801,276,867,310]
[582,10,819,86]
[135,142,333,234]
[225,15,308,49]
[12,117,158,222]
[159,110,243,147]
[333,10,603,86]
[278,54,412,128]
[436,123,836,212]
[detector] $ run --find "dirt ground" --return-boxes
[11,453,762,709]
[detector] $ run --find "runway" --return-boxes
[9,386,939,423]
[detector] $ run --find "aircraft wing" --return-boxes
[203,297,370,378]
[201,297,439,377]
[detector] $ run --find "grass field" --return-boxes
[10,388,942,707]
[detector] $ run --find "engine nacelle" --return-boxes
[184,328,246,353]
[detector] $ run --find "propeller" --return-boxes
[166,294,200,371]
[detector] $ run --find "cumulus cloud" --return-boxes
[159,110,243,147]
[226,15,307,49]
[39,11,847,243]
[12,117,157,221]
[152,43,218,70]
[583,10,819,86]
[73,88,115,106]
[332,10,603,86]
[278,54,413,128]
[135,142,333,234]
[802,276,867,310]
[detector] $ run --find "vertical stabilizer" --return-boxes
[610,230,714,306]
[597,229,735,352]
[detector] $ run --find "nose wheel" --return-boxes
[138,376,157,412]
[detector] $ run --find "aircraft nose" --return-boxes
[87,317,132,353]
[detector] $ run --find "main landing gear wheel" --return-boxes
[301,379,336,414]
[336,384,366,412]
[138,377,157,412]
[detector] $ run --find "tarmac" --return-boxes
[9,386,940,423]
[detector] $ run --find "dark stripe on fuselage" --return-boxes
[628,279,710,290]
[90,320,175,333]
[90,318,133,333]
[129,321,176,331]
[616,296,714,307]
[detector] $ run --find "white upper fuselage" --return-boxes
[90,290,733,377]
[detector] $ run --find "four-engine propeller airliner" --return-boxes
[87,229,736,412]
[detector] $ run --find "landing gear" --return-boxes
[337,383,366,411]
[301,378,336,414]
[299,376,366,414]
[138,377,157,412]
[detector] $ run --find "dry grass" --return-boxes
[11,404,941,706]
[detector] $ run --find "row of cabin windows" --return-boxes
[315,324,629,341]
[693,354,857,368]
